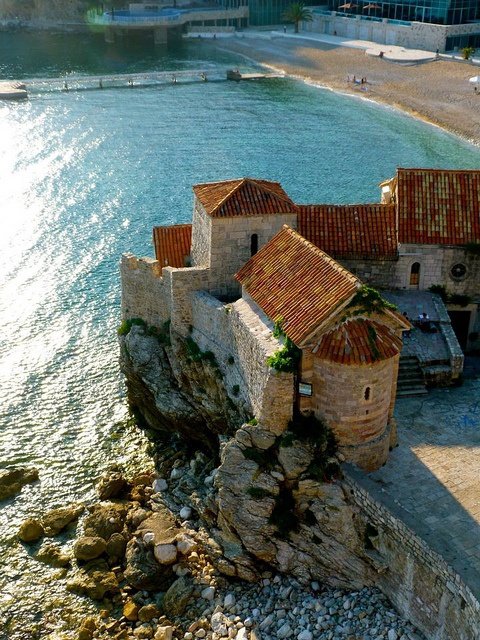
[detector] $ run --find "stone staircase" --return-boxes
[397,356,428,397]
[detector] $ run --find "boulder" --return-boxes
[42,503,84,536]
[35,541,71,567]
[138,604,159,622]
[106,532,127,561]
[154,543,177,565]
[0,467,39,501]
[123,599,139,621]
[97,471,129,500]
[18,518,44,542]
[74,536,107,561]
[277,441,315,480]
[162,576,194,617]
[83,502,128,539]
[154,627,174,640]
[124,538,174,591]
[66,565,119,600]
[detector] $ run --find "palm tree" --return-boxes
[283,2,313,34]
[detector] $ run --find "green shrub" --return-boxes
[465,242,480,256]
[247,417,258,426]
[266,337,301,373]
[185,336,203,362]
[232,384,240,396]
[117,317,146,336]
[242,446,275,469]
[462,46,475,60]
[347,285,397,316]
[227,355,235,365]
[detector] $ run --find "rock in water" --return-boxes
[74,536,107,561]
[106,532,127,562]
[83,502,128,539]
[162,576,194,617]
[34,541,71,567]
[0,467,39,501]
[42,503,84,536]
[96,470,129,500]
[18,518,44,542]
[66,566,119,600]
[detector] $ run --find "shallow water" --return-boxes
[1,30,480,639]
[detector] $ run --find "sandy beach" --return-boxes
[208,35,480,145]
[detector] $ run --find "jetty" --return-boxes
[0,81,28,101]
[12,69,282,97]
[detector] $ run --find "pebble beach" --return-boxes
[209,34,480,145]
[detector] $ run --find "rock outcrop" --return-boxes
[120,327,379,592]
[0,466,39,501]
[120,327,245,451]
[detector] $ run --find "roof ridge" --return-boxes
[397,167,480,174]
[209,178,246,216]
[251,178,295,206]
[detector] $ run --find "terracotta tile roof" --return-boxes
[153,224,192,268]
[235,225,360,346]
[193,178,297,218]
[396,168,480,245]
[298,204,397,260]
[315,319,402,365]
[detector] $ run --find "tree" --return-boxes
[283,2,313,34]
[462,46,475,60]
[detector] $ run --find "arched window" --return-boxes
[250,233,258,256]
[364,386,371,401]
[409,262,420,287]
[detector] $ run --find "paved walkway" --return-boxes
[365,376,480,598]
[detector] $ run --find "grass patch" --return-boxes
[117,317,146,336]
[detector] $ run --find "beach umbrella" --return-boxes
[338,2,357,9]
[469,75,480,84]
[362,3,381,9]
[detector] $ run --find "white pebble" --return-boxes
[154,543,177,565]
[201,586,215,601]
[180,506,192,520]
[153,478,168,492]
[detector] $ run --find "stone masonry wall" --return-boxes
[191,201,211,268]
[121,253,169,327]
[191,291,294,435]
[343,466,480,640]
[340,258,398,289]
[208,214,298,300]
[162,266,210,336]
[313,357,396,471]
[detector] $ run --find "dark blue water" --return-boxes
[0,30,479,638]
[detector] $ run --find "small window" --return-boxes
[250,233,258,256]
[299,382,312,397]
[364,386,371,401]
[410,262,420,287]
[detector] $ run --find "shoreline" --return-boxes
[209,35,480,147]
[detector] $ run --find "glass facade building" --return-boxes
[327,0,480,24]
[219,0,292,25]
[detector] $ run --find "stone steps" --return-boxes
[397,356,427,397]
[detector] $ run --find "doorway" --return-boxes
[448,310,471,351]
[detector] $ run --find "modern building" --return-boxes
[308,0,480,51]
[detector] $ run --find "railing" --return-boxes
[88,6,247,27]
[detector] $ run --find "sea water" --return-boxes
[1,30,479,638]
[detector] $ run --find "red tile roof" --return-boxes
[235,225,360,346]
[298,204,397,260]
[315,318,402,365]
[153,224,192,268]
[193,178,297,218]
[396,168,480,245]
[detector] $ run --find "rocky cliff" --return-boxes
[120,324,379,591]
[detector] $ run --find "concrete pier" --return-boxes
[0,82,28,100]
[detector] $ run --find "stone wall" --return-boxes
[307,12,480,52]
[121,254,169,327]
[191,200,212,268]
[208,213,298,299]
[340,258,398,289]
[191,291,294,434]
[313,357,398,470]
[343,466,480,640]
[162,266,210,336]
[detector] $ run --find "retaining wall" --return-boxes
[344,465,480,640]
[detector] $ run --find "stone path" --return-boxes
[364,376,480,598]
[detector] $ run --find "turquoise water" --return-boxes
[1,32,480,638]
